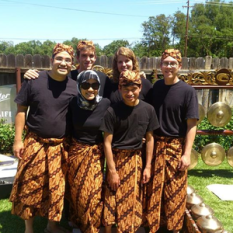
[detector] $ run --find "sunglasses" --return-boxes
[80,82,100,90]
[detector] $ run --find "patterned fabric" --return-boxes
[53,43,74,59]
[161,49,182,64]
[119,70,141,86]
[77,40,95,52]
[103,149,143,233]
[10,131,69,221]
[144,136,187,232]
[77,70,102,111]
[67,140,104,233]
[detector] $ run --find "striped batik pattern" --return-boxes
[103,149,143,233]
[10,131,68,221]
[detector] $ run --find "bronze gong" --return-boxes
[188,149,199,170]
[226,147,233,167]
[201,143,225,166]
[207,102,232,127]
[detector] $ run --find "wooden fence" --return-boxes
[1,54,233,71]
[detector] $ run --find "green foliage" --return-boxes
[0,119,15,154]
[102,40,130,57]
[194,116,233,153]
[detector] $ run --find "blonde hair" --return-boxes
[112,47,139,83]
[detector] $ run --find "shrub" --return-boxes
[194,115,233,153]
[0,119,15,154]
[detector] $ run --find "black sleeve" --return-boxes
[103,76,113,99]
[147,107,160,132]
[99,107,115,134]
[142,78,153,104]
[14,80,31,106]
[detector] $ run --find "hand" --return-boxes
[142,167,151,184]
[140,71,146,79]
[13,140,24,159]
[24,69,39,79]
[107,170,120,191]
[178,154,190,171]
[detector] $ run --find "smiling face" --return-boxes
[51,51,73,80]
[119,84,141,106]
[161,56,181,85]
[77,49,96,72]
[117,55,133,73]
[80,79,99,101]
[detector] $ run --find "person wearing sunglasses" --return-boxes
[146,49,198,233]
[67,70,110,233]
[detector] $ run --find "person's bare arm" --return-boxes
[142,131,154,184]
[24,69,39,79]
[103,132,120,191]
[13,105,28,159]
[178,118,197,171]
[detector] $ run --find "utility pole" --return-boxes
[183,0,191,57]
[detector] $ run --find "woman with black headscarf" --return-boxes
[67,70,110,233]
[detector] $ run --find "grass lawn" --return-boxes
[188,157,233,232]
[0,157,232,233]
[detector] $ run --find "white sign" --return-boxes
[0,84,17,124]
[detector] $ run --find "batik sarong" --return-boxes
[67,140,104,233]
[10,131,68,221]
[103,149,143,233]
[145,136,187,232]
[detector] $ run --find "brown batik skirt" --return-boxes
[67,140,104,233]
[144,136,187,232]
[9,131,69,222]
[103,148,143,233]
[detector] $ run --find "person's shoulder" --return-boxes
[102,98,111,105]
[153,79,164,88]
[95,70,108,78]
[141,77,152,86]
[139,100,154,109]
[178,80,195,91]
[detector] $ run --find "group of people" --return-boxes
[10,40,199,233]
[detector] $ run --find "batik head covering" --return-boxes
[161,49,182,64]
[77,40,95,52]
[119,70,141,86]
[77,70,102,110]
[52,43,74,59]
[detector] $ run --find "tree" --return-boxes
[102,40,129,57]
[141,15,172,56]
[0,41,14,54]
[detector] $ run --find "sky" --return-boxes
[0,0,232,48]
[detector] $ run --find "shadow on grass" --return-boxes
[0,209,71,233]
[188,169,233,178]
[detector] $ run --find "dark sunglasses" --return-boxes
[80,82,100,90]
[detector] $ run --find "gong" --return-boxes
[201,143,225,166]
[197,104,205,125]
[226,147,233,167]
[207,102,232,127]
[188,149,199,170]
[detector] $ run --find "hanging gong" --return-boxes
[207,102,232,127]
[188,149,199,170]
[226,147,233,167]
[201,143,225,166]
[197,104,205,125]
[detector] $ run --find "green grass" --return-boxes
[0,199,71,233]
[1,157,232,232]
[188,157,233,232]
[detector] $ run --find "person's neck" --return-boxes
[164,76,179,85]
[48,71,66,82]
[123,99,140,107]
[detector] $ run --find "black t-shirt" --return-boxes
[100,101,159,149]
[109,78,153,105]
[152,79,199,137]
[15,71,77,138]
[69,69,112,98]
[69,98,110,145]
